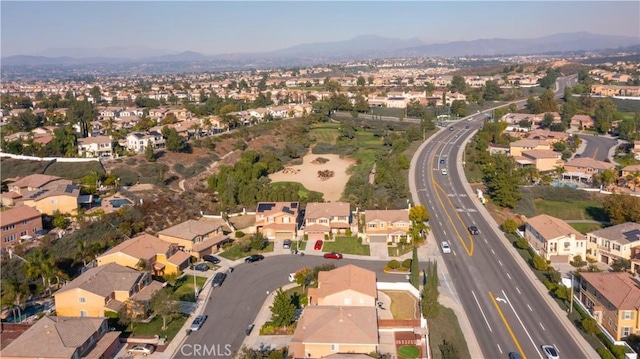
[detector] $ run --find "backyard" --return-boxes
[322,236,370,256]
[384,291,419,319]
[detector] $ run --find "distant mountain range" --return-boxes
[2,32,639,67]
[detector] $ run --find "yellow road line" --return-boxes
[489,291,527,359]
[427,138,474,256]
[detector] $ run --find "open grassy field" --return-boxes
[569,222,604,234]
[429,305,471,359]
[270,181,323,199]
[44,161,105,179]
[309,122,340,143]
[534,199,607,221]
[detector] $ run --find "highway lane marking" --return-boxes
[432,179,474,256]
[483,238,488,244]
[527,304,532,311]
[516,287,521,294]
[453,250,457,256]
[501,290,543,359]
[507,273,512,280]
[498,260,503,266]
[488,291,525,359]
[539,322,546,331]
[491,248,496,255]
[472,290,493,333]
[497,344,503,354]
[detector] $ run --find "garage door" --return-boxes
[369,235,387,243]
[307,232,324,241]
[276,231,292,240]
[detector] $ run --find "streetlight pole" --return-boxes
[194,273,198,299]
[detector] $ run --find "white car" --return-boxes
[288,273,296,282]
[541,345,559,359]
[441,241,451,254]
[441,168,448,175]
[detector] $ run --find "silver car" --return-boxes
[190,314,207,331]
[541,345,559,359]
[127,344,155,356]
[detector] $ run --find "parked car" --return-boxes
[441,241,451,254]
[288,273,296,282]
[202,255,220,264]
[245,254,265,263]
[468,226,480,235]
[449,126,454,131]
[245,323,255,335]
[190,315,207,331]
[283,239,292,249]
[314,240,323,250]
[193,263,209,272]
[212,272,227,287]
[323,252,343,259]
[541,345,559,359]
[127,344,155,356]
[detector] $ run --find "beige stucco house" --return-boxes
[157,218,228,259]
[586,222,640,274]
[363,209,410,244]
[524,214,586,263]
[303,202,352,241]
[509,139,550,157]
[255,202,300,240]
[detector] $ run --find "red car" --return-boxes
[324,252,343,259]
[314,240,323,250]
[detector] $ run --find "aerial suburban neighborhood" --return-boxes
[1,2,640,359]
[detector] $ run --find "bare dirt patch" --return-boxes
[268,154,355,202]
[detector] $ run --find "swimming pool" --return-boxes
[3,304,44,323]
[552,181,579,189]
[109,198,133,208]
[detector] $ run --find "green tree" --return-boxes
[483,154,521,208]
[90,86,102,103]
[611,258,631,272]
[532,255,549,271]
[603,194,640,224]
[294,267,312,291]
[582,317,600,336]
[270,288,296,328]
[410,246,420,289]
[150,288,180,331]
[449,75,467,93]
[161,126,187,152]
[249,232,267,251]
[52,211,70,229]
[483,80,502,101]
[439,340,460,359]
[421,260,440,320]
[357,76,366,87]
[24,249,57,295]
[144,140,156,162]
[594,98,616,134]
[501,219,518,234]
[118,299,146,330]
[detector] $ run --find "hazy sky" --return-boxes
[2,1,639,57]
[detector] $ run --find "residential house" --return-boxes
[77,136,113,158]
[591,85,640,97]
[307,265,377,306]
[563,158,615,183]
[99,107,121,119]
[0,206,43,249]
[517,149,564,172]
[54,262,162,317]
[7,174,71,196]
[1,316,120,359]
[632,141,640,160]
[148,108,167,120]
[524,214,586,263]
[126,131,165,153]
[385,95,408,109]
[114,116,140,130]
[304,202,352,241]
[269,105,290,119]
[255,202,300,241]
[578,272,640,341]
[526,129,570,145]
[19,183,81,216]
[586,222,640,274]
[157,218,229,259]
[96,233,191,276]
[363,209,410,244]
[118,107,144,118]
[509,139,550,157]
[249,108,269,121]
[290,265,378,358]
[621,164,640,191]
[570,115,595,129]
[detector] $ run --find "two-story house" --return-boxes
[290,265,378,358]
[517,149,564,172]
[126,131,165,153]
[96,233,191,276]
[524,214,586,263]
[303,202,352,241]
[255,202,300,241]
[0,206,43,249]
[363,209,411,244]
[19,183,81,216]
[509,139,550,157]
[157,218,228,259]
[586,222,640,274]
[632,141,640,160]
[563,158,616,183]
[578,272,640,341]
[54,262,163,317]
[1,316,121,359]
[570,114,595,130]
[77,135,113,158]
[620,164,640,191]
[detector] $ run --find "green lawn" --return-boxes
[398,345,420,359]
[388,245,413,257]
[322,236,370,256]
[128,314,188,342]
[173,275,208,302]
[309,123,340,143]
[534,199,607,221]
[429,305,471,359]
[219,242,274,260]
[569,222,604,234]
[271,181,323,199]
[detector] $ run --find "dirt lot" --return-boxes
[268,154,355,202]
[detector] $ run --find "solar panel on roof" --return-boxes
[257,203,275,212]
[291,202,298,208]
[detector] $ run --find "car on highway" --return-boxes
[190,314,208,331]
[192,263,209,272]
[441,168,448,175]
[468,225,480,235]
[212,272,227,287]
[314,240,323,250]
[323,252,343,259]
[541,345,559,359]
[439,159,445,164]
[202,255,220,264]
[127,344,155,356]
[449,126,454,131]
[440,241,451,254]
[465,125,470,129]
[508,353,523,359]
[245,254,264,263]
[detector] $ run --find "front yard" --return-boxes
[429,305,471,359]
[322,236,370,256]
[172,275,208,302]
[219,241,274,260]
[127,314,189,343]
[388,244,413,257]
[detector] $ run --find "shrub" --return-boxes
[387,260,401,270]
[597,348,615,359]
[235,231,245,238]
[501,219,518,234]
[324,234,329,240]
[311,142,340,154]
[402,259,412,270]
[532,255,549,271]
[515,237,529,250]
[345,229,352,236]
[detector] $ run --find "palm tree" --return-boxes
[626,170,640,192]
[75,240,94,267]
[553,165,566,181]
[24,249,57,296]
